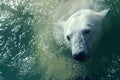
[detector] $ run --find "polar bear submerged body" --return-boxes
[57,9,109,61]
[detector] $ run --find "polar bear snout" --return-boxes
[73,50,89,62]
[70,34,90,62]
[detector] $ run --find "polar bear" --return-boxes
[57,9,109,62]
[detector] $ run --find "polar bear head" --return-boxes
[59,9,109,62]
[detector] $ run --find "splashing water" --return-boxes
[0,0,120,80]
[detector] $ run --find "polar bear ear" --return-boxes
[98,9,109,19]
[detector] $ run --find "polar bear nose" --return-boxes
[73,51,87,62]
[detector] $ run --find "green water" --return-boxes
[0,0,120,80]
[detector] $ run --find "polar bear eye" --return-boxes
[83,29,91,35]
[66,35,70,41]
[87,24,93,27]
